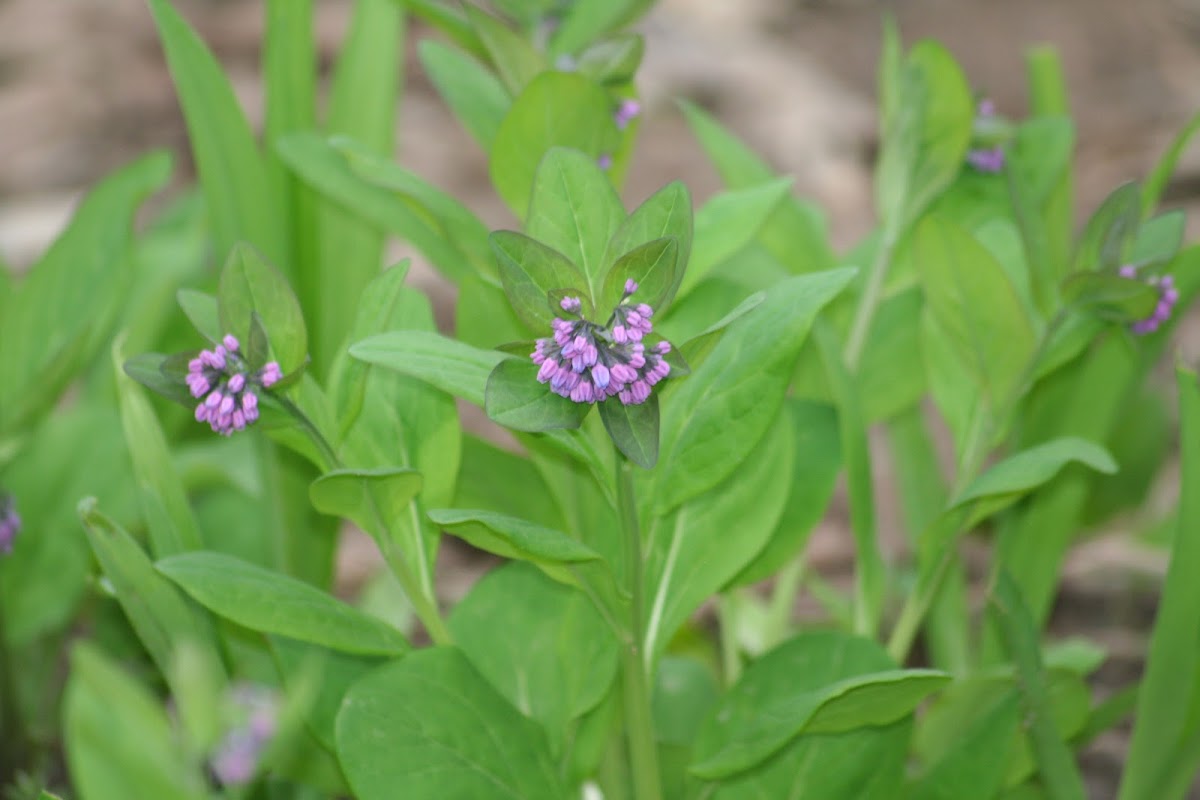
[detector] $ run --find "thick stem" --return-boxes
[616,457,662,800]
[0,598,28,784]
[844,229,898,371]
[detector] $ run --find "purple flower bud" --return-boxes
[232,410,247,431]
[1119,265,1138,279]
[205,391,223,409]
[0,495,20,555]
[613,325,629,344]
[624,279,639,296]
[211,730,259,786]
[654,341,671,355]
[537,359,558,383]
[560,296,583,314]
[966,147,1004,173]
[223,334,240,352]
[615,99,642,130]
[195,404,210,423]
[598,153,614,170]
[592,363,611,390]
[635,303,653,318]
[188,357,203,373]
[228,373,246,393]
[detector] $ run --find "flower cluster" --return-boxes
[531,280,672,405]
[1120,265,1180,335]
[186,334,281,436]
[966,99,1005,174]
[0,493,20,555]
[210,684,279,787]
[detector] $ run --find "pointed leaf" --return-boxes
[600,238,679,314]
[604,181,693,310]
[350,330,510,407]
[599,394,659,468]
[485,358,592,432]
[419,39,510,150]
[308,468,424,540]
[217,243,307,372]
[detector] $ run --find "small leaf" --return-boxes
[309,468,424,538]
[176,289,221,342]
[600,238,679,313]
[1060,273,1158,323]
[427,508,600,566]
[157,552,409,656]
[485,358,592,432]
[464,5,546,95]
[418,39,510,150]
[491,230,589,329]
[217,243,307,372]
[577,34,644,85]
[350,330,510,407]
[123,353,196,405]
[1072,182,1141,273]
[604,182,693,310]
[599,394,659,468]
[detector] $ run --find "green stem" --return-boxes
[0,597,28,784]
[616,456,662,800]
[716,594,743,686]
[844,229,898,370]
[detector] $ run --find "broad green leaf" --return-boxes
[1061,273,1158,323]
[1120,368,1200,800]
[277,132,474,282]
[270,636,388,754]
[147,0,282,263]
[599,393,659,469]
[1143,109,1200,215]
[217,243,308,373]
[485,358,592,432]
[600,238,679,314]
[113,342,203,558]
[0,410,137,644]
[450,563,618,749]
[65,644,207,800]
[465,4,545,94]
[908,691,1021,800]
[351,330,509,407]
[655,268,855,513]
[730,399,841,586]
[693,667,948,778]
[453,435,565,530]
[678,100,835,273]
[309,467,424,539]
[176,288,221,343]
[490,71,617,218]
[604,181,693,311]
[1006,116,1075,302]
[692,631,912,799]
[678,178,794,298]
[951,437,1117,527]
[857,285,926,421]
[0,152,172,435]
[915,214,1038,412]
[78,499,222,686]
[1071,182,1141,274]
[875,41,973,231]
[643,412,793,659]
[1129,210,1185,267]
[419,39,510,150]
[158,552,409,656]
[427,508,600,567]
[491,229,588,329]
[990,571,1087,800]
[337,647,567,799]
[527,147,625,302]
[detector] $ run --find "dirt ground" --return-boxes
[3,0,1200,796]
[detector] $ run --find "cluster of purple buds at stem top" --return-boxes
[210,683,278,787]
[1120,265,1180,335]
[966,98,1005,174]
[186,334,282,436]
[0,492,20,555]
[532,279,672,406]
[614,99,641,130]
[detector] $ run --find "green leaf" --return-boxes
[450,562,618,748]
[217,243,308,373]
[1120,368,1200,800]
[491,229,588,329]
[908,690,1021,800]
[643,411,793,659]
[454,435,566,529]
[427,508,600,567]
[1129,210,1185,267]
[599,393,659,468]
[550,0,637,54]
[1072,181,1141,273]
[875,40,974,231]
[604,182,693,310]
[157,551,410,656]
[527,147,626,302]
[309,467,424,539]
[77,499,222,686]
[351,330,509,407]
[176,289,221,343]
[951,437,1117,527]
[465,4,546,94]
[1142,109,1200,215]
[485,357,592,432]
[692,631,912,799]
[990,571,1087,800]
[65,644,207,800]
[147,0,282,264]
[577,34,644,85]
[419,39,510,150]
[693,667,948,779]
[490,71,617,218]
[915,214,1038,413]
[113,342,203,558]
[655,268,855,513]
[337,647,568,800]
[0,152,172,435]
[730,400,841,586]
[678,178,794,298]
[1060,273,1159,323]
[600,238,679,315]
